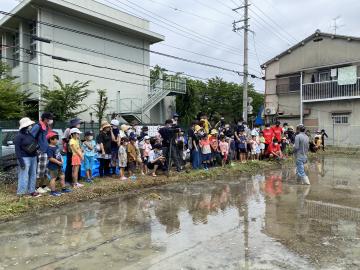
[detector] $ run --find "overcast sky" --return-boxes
[1,0,360,92]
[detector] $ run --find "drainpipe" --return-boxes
[300,71,304,125]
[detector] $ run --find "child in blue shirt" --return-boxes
[82,131,96,183]
[47,132,72,196]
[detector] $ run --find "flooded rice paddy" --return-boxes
[0,155,359,270]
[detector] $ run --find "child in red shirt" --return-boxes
[271,121,283,142]
[262,123,274,150]
[266,138,283,159]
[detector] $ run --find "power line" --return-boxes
[193,0,234,18]
[0,11,255,76]
[251,2,298,44]
[105,0,269,62]
[2,44,189,85]
[107,0,270,63]
[248,8,294,46]
[228,0,294,46]
[107,0,245,55]
[141,0,230,26]
[251,32,265,76]
[0,24,226,80]
[1,56,264,96]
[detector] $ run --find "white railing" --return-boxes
[117,76,186,122]
[303,78,360,102]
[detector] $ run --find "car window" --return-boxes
[2,131,17,146]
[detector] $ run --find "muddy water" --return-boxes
[0,156,360,270]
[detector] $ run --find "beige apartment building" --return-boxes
[262,30,360,146]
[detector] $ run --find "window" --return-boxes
[319,71,331,82]
[289,75,300,92]
[12,33,20,67]
[276,75,300,94]
[29,22,37,60]
[332,114,349,124]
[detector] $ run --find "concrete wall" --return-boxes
[277,36,360,75]
[1,3,158,122]
[304,99,360,146]
[39,7,150,121]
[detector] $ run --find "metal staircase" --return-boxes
[118,75,186,123]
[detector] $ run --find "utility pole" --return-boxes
[233,0,250,122]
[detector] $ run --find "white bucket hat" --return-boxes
[70,128,82,134]
[19,117,35,130]
[111,119,119,126]
[144,135,150,140]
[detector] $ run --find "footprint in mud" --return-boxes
[135,242,147,249]
[125,253,140,262]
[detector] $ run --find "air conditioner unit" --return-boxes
[264,107,277,116]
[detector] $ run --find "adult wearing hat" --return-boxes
[98,121,112,177]
[30,112,54,194]
[15,117,41,197]
[119,124,130,138]
[63,117,82,184]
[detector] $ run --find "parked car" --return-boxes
[0,128,64,170]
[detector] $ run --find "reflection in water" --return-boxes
[0,156,359,269]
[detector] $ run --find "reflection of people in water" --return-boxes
[155,193,181,234]
[265,172,283,197]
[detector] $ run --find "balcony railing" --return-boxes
[303,78,360,102]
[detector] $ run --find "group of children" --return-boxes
[42,115,324,197]
[189,120,289,170]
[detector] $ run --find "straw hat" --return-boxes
[19,117,35,130]
[210,129,218,135]
[194,125,201,132]
[120,124,130,132]
[100,121,111,131]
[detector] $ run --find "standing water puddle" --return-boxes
[0,156,359,270]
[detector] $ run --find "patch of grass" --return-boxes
[0,159,291,223]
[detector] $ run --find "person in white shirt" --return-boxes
[147,144,166,177]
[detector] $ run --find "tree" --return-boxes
[41,75,91,121]
[92,89,109,126]
[150,65,168,85]
[0,62,31,119]
[176,77,264,125]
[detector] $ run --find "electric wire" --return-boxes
[0,11,258,76]
[105,0,245,54]
[0,25,228,81]
[140,0,230,26]
[251,1,298,43]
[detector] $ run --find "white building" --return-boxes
[0,0,186,123]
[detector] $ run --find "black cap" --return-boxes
[154,143,162,149]
[85,131,94,137]
[41,112,54,120]
[276,120,281,125]
[265,123,270,127]
[69,118,81,127]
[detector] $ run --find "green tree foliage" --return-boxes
[176,77,264,126]
[41,75,91,121]
[92,89,109,126]
[0,62,31,119]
